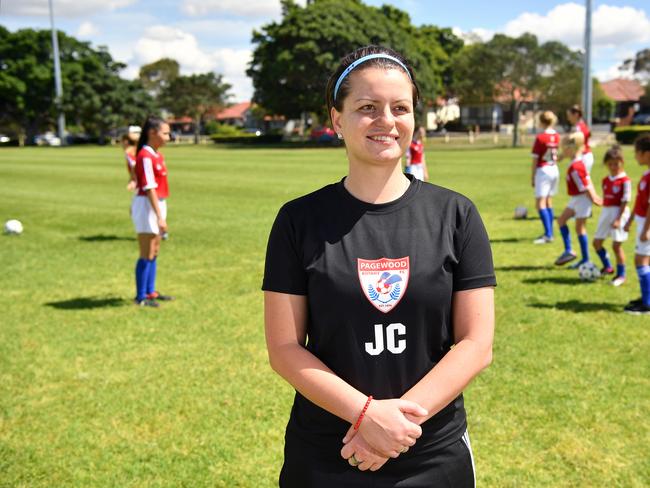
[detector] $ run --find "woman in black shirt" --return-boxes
[263,45,496,487]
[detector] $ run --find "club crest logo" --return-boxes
[358,257,409,313]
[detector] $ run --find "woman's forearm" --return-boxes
[269,342,368,424]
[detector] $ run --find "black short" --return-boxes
[279,432,475,488]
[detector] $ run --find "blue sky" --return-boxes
[3,0,649,101]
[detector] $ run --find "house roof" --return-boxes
[600,78,644,102]
[216,101,252,120]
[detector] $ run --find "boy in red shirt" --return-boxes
[623,134,650,314]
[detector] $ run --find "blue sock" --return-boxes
[538,209,550,237]
[146,257,157,296]
[560,225,572,252]
[547,208,554,237]
[636,266,650,305]
[596,248,611,269]
[578,234,589,262]
[135,258,151,301]
[617,264,626,277]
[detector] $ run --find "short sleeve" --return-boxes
[531,136,543,158]
[262,207,308,295]
[453,203,497,291]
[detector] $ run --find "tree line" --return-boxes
[3,0,648,145]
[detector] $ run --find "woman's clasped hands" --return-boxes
[340,398,428,472]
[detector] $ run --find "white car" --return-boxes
[34,132,62,146]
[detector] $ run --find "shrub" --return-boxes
[614,125,650,144]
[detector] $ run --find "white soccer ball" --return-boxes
[4,219,23,235]
[578,261,600,282]
[514,206,528,220]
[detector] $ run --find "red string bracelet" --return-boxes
[353,395,373,430]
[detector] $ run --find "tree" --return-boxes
[452,34,583,146]
[247,0,459,122]
[0,26,155,143]
[139,58,180,98]
[159,73,232,143]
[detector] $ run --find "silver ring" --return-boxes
[348,454,361,466]
[400,446,409,453]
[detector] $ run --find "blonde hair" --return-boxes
[562,131,585,152]
[539,111,557,128]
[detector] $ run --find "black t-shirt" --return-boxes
[263,174,496,467]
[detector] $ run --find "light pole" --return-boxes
[49,0,66,144]
[582,0,592,126]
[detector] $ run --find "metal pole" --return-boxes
[49,0,66,144]
[582,0,592,126]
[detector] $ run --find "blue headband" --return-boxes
[333,53,412,101]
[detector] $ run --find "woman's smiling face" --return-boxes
[331,67,415,168]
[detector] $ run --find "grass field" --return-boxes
[1,143,649,487]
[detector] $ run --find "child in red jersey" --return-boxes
[131,116,173,307]
[623,134,650,314]
[555,132,603,267]
[567,105,593,173]
[531,111,560,244]
[593,145,631,286]
[405,126,429,181]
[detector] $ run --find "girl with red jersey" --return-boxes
[593,145,631,286]
[530,111,560,244]
[554,132,603,267]
[131,116,173,307]
[405,126,429,181]
[623,134,650,314]
[263,46,495,487]
[566,105,593,173]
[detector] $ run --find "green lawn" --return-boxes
[0,144,648,487]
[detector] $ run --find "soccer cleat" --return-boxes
[610,276,626,287]
[134,298,160,308]
[600,266,614,275]
[533,235,553,244]
[568,259,588,270]
[147,291,174,301]
[623,302,650,315]
[555,251,577,266]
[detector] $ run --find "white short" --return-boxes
[583,151,594,174]
[635,216,650,256]
[131,196,167,234]
[534,165,559,198]
[405,164,425,181]
[567,194,592,219]
[594,206,630,241]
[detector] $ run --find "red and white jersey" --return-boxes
[566,157,591,196]
[574,119,591,154]
[633,170,650,217]
[602,173,631,207]
[531,129,559,167]
[135,145,168,199]
[409,140,424,165]
[125,152,136,172]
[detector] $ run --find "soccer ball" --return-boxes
[578,261,600,282]
[4,219,23,235]
[514,206,528,220]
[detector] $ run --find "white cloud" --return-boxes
[4,0,136,17]
[181,0,307,18]
[76,21,100,38]
[128,26,253,101]
[504,2,650,49]
[595,62,633,82]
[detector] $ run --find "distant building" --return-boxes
[215,101,285,134]
[600,78,645,126]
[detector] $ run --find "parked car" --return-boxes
[632,112,650,125]
[310,126,336,142]
[34,132,61,146]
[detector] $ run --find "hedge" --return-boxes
[614,125,650,144]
